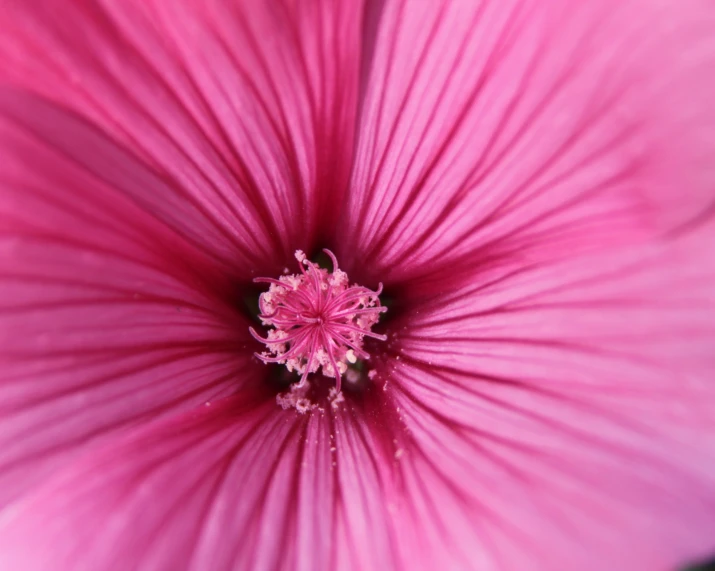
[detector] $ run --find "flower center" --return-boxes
[250,249,387,392]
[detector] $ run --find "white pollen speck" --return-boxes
[346,349,357,364]
[328,387,345,410]
[276,382,317,414]
[395,449,404,459]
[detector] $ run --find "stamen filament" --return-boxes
[251,249,387,393]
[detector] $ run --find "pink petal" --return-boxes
[0,94,259,507]
[340,0,715,283]
[0,0,369,264]
[1,1,714,569]
[0,395,406,571]
[384,223,715,568]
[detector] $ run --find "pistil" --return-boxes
[251,249,387,392]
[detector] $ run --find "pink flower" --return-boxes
[0,1,715,569]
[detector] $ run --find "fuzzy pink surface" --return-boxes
[0,1,715,570]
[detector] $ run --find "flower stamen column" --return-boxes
[250,249,387,393]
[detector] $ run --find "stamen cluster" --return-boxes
[250,250,387,392]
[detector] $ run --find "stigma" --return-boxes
[250,250,387,392]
